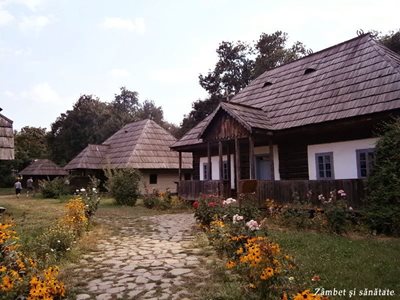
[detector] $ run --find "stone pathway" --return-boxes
[68,213,211,300]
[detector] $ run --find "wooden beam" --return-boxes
[269,137,275,180]
[207,141,212,180]
[235,138,241,193]
[218,141,223,180]
[178,151,182,181]
[249,136,255,179]
[226,143,231,197]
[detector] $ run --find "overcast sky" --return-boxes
[1,0,399,131]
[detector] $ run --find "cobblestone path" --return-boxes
[68,213,211,300]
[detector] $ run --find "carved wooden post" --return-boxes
[235,138,241,194]
[207,141,212,180]
[218,141,223,180]
[249,136,255,179]
[178,151,182,181]
[269,136,275,180]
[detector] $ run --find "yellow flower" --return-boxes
[236,247,243,255]
[225,260,236,269]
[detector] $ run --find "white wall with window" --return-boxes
[199,155,235,188]
[308,138,378,180]
[198,145,280,188]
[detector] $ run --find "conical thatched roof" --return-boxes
[65,119,192,170]
[20,159,68,176]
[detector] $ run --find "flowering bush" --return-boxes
[197,196,330,299]
[76,176,101,218]
[0,222,65,299]
[59,196,88,236]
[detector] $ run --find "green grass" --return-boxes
[0,187,14,195]
[268,229,400,299]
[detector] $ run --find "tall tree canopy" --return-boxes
[179,31,309,137]
[48,88,170,165]
[379,29,400,54]
[15,126,49,169]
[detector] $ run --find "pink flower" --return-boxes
[208,202,217,208]
[246,220,260,231]
[192,201,199,209]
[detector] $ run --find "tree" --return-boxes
[137,100,164,124]
[379,29,400,54]
[110,87,141,126]
[48,95,112,165]
[366,118,400,235]
[199,41,254,99]
[14,126,49,170]
[180,31,309,136]
[253,31,308,77]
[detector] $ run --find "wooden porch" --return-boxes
[178,179,367,208]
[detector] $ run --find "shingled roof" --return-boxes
[172,34,400,149]
[20,159,68,176]
[0,112,14,160]
[65,119,192,170]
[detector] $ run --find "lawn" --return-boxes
[1,193,399,299]
[269,229,400,299]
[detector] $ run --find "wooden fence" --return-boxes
[177,180,230,200]
[239,179,367,208]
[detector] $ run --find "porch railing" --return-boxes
[177,180,230,201]
[239,179,367,208]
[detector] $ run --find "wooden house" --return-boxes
[65,119,192,193]
[171,34,400,205]
[19,159,68,188]
[0,109,14,160]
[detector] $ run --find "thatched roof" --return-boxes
[172,34,400,149]
[20,159,68,176]
[65,119,192,170]
[0,112,14,160]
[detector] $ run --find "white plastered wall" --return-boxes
[199,144,280,187]
[307,138,379,180]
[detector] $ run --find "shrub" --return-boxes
[34,224,75,261]
[366,118,400,235]
[105,168,141,206]
[39,177,70,199]
[76,176,101,218]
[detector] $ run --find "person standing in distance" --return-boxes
[14,179,22,198]
[26,177,34,197]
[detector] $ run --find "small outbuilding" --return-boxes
[19,159,68,187]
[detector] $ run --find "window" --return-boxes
[315,152,334,179]
[222,161,229,180]
[203,163,209,180]
[149,174,157,184]
[357,148,375,178]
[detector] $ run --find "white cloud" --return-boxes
[19,15,51,31]
[21,82,64,104]
[4,90,16,97]
[101,17,145,34]
[0,9,14,26]
[4,0,46,11]
[110,68,131,78]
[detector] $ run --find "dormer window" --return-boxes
[262,81,273,88]
[304,68,316,75]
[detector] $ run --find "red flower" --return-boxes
[208,202,217,207]
[192,201,199,209]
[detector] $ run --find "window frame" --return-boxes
[356,148,375,178]
[202,162,209,180]
[315,152,334,180]
[222,160,229,180]
[149,174,157,184]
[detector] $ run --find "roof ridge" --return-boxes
[222,100,261,110]
[370,38,400,74]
